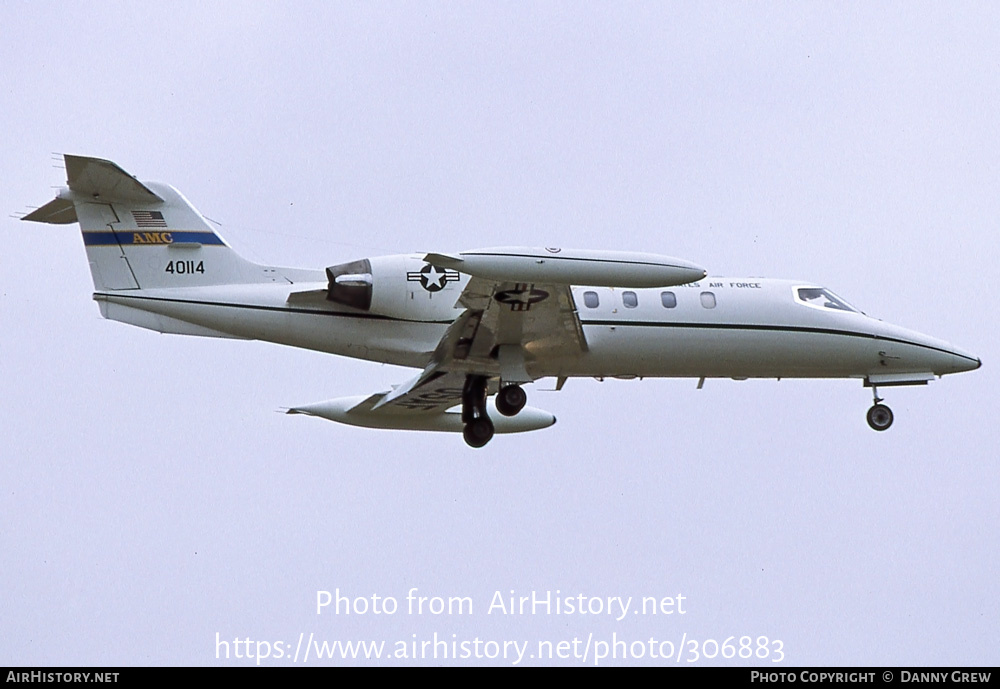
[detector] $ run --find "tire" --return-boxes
[866,403,894,431]
[463,416,495,448]
[496,385,527,417]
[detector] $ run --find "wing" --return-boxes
[287,368,468,427]
[419,245,706,382]
[285,258,586,433]
[288,247,705,437]
[286,367,556,434]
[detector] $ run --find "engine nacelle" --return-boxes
[325,258,372,311]
[325,254,466,320]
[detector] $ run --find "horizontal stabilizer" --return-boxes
[64,154,163,203]
[22,197,77,224]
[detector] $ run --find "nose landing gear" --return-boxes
[866,386,894,431]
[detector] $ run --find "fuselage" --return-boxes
[91,253,981,384]
[25,155,981,442]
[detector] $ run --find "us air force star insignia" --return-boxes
[494,284,550,312]
[406,264,460,292]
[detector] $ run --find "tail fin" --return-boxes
[24,155,274,290]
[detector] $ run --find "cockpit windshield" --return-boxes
[795,287,858,313]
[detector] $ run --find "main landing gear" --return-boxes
[866,386,894,432]
[462,375,493,448]
[496,384,527,417]
[461,377,528,448]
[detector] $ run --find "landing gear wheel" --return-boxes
[866,403,894,431]
[496,384,527,417]
[463,416,495,448]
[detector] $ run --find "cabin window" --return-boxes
[700,291,717,309]
[583,291,599,308]
[622,291,638,308]
[660,291,677,308]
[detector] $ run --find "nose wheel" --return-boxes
[866,403,894,431]
[866,386,894,431]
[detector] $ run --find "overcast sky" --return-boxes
[2,1,997,666]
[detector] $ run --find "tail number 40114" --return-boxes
[165,260,205,275]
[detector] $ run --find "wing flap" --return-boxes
[457,276,588,367]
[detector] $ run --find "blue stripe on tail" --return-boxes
[82,231,227,246]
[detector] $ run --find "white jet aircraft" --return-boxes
[23,155,981,447]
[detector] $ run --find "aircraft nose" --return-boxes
[933,340,980,374]
[874,321,981,376]
[950,348,981,374]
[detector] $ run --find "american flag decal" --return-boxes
[132,210,167,228]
